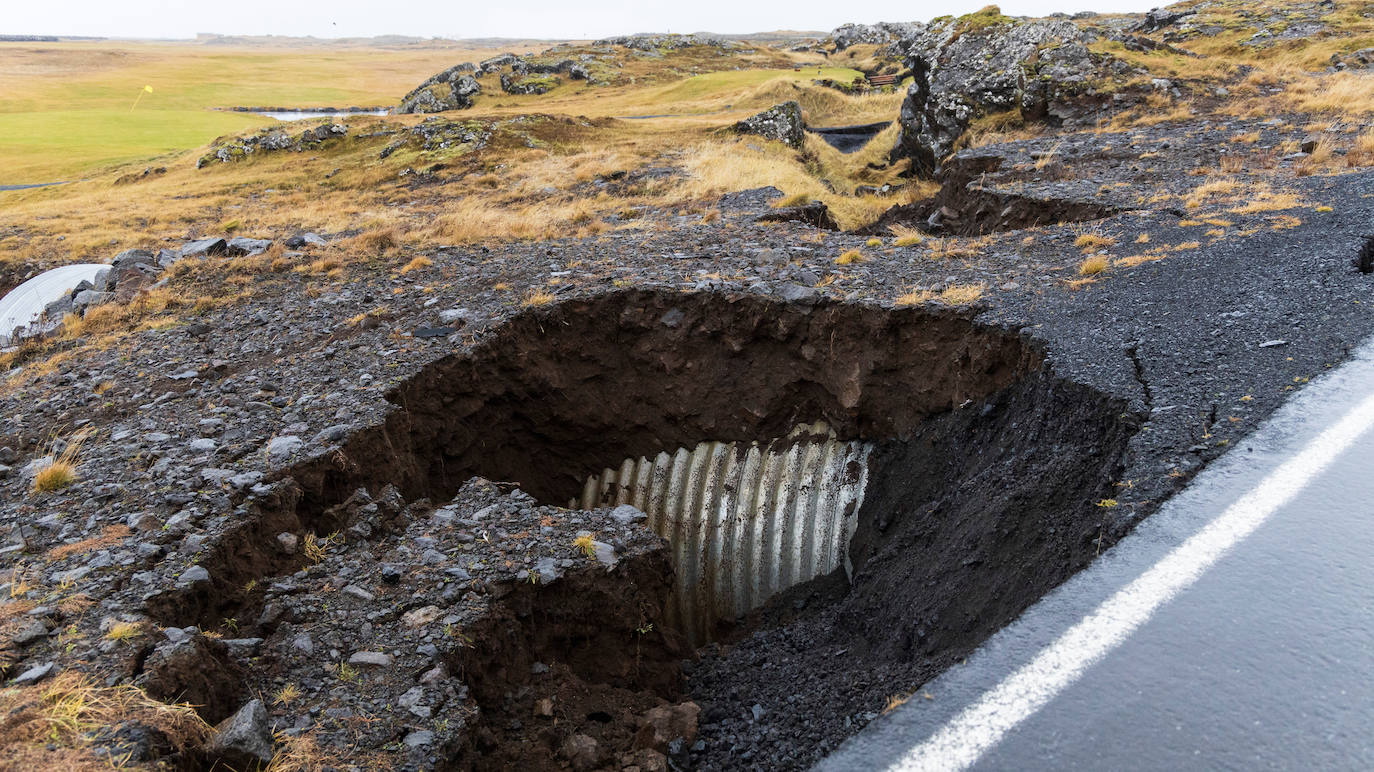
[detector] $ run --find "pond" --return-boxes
[254,109,390,121]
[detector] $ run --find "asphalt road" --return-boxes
[816,335,1374,771]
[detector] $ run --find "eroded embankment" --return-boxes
[859,152,1123,237]
[140,289,1138,769]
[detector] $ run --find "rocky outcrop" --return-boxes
[1132,7,1196,34]
[733,101,805,149]
[889,13,1134,176]
[397,64,481,114]
[500,72,561,95]
[196,123,347,167]
[593,34,731,51]
[829,22,918,51]
[478,53,518,75]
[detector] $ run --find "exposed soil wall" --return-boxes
[688,371,1137,769]
[291,289,1042,511]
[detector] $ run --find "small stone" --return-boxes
[1259,339,1288,348]
[347,651,393,667]
[11,620,48,646]
[276,533,298,554]
[189,438,216,453]
[312,425,350,444]
[402,605,441,628]
[533,697,554,717]
[403,730,434,748]
[178,565,210,585]
[560,733,601,771]
[609,505,648,525]
[265,436,303,462]
[341,584,375,601]
[13,662,56,684]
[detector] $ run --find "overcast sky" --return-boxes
[13,1,1161,40]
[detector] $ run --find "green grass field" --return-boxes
[0,110,278,182]
[0,37,865,189]
[0,41,509,183]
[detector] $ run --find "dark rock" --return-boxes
[890,17,1124,175]
[284,232,327,249]
[413,326,456,338]
[1133,7,1196,34]
[181,238,229,258]
[398,67,482,114]
[1356,235,1374,274]
[561,733,602,771]
[13,662,56,684]
[829,22,917,51]
[756,201,839,230]
[733,101,805,149]
[207,699,275,768]
[477,53,518,74]
[11,619,48,646]
[227,237,273,256]
[111,249,156,269]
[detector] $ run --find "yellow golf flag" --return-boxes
[131,85,154,111]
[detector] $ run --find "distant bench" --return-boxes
[866,73,900,88]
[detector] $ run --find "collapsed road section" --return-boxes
[136,289,1138,770]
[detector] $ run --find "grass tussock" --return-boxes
[523,289,557,307]
[1074,234,1116,253]
[1229,190,1305,214]
[889,224,925,247]
[0,672,209,769]
[349,227,400,255]
[895,283,986,306]
[1078,255,1110,276]
[398,256,433,275]
[31,428,93,495]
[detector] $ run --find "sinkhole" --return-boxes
[207,289,1140,769]
[807,121,892,154]
[288,289,1138,649]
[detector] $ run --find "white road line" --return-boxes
[891,388,1374,772]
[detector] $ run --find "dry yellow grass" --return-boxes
[1074,234,1116,253]
[898,283,987,306]
[889,224,925,247]
[1079,255,1110,275]
[104,620,145,644]
[1184,178,1241,208]
[45,525,131,562]
[1115,254,1167,269]
[0,672,209,769]
[30,428,93,495]
[523,289,557,307]
[573,533,597,558]
[835,249,866,265]
[398,256,432,274]
[937,283,986,305]
[1229,191,1305,214]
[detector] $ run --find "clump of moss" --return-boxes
[954,5,1015,36]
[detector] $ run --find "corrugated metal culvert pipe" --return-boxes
[575,423,873,645]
